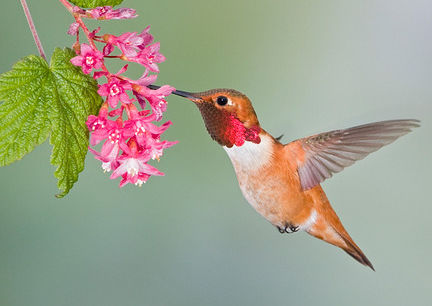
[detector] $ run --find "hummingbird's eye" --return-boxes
[216,96,229,106]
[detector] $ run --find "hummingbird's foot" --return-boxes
[277,226,285,234]
[277,224,299,234]
[285,223,299,233]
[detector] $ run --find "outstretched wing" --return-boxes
[286,119,420,190]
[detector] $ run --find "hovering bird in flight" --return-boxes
[151,85,419,270]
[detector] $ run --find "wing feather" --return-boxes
[287,119,420,190]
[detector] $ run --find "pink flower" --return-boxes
[86,103,109,145]
[87,6,111,18]
[88,118,132,172]
[89,147,120,173]
[103,43,115,56]
[123,104,173,146]
[103,27,154,58]
[147,137,177,161]
[110,8,137,19]
[67,22,79,36]
[115,32,145,57]
[135,85,175,121]
[136,26,154,50]
[127,42,165,72]
[98,77,133,108]
[87,6,137,20]
[111,139,164,187]
[134,70,158,87]
[70,43,103,74]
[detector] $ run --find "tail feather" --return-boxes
[335,227,375,271]
[305,199,375,270]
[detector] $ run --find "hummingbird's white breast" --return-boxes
[223,134,274,171]
[223,134,284,224]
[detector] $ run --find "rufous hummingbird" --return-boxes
[150,85,419,270]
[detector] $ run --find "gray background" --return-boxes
[1,0,431,305]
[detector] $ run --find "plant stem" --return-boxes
[59,0,110,74]
[20,0,46,60]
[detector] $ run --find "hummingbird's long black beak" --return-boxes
[148,84,200,101]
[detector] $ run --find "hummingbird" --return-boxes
[150,85,419,270]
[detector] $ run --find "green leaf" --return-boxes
[68,0,123,8]
[0,48,102,197]
[48,48,101,198]
[0,55,52,167]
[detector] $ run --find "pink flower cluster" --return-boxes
[69,6,176,187]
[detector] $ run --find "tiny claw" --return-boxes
[281,223,299,234]
[287,225,299,233]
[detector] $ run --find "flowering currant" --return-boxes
[68,4,176,187]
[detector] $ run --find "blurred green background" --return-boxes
[1,0,431,305]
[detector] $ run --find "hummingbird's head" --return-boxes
[166,87,261,147]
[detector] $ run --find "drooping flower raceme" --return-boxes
[69,5,176,187]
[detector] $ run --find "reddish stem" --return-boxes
[58,0,147,95]
[20,0,46,60]
[59,0,109,74]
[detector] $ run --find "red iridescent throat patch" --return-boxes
[197,103,261,147]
